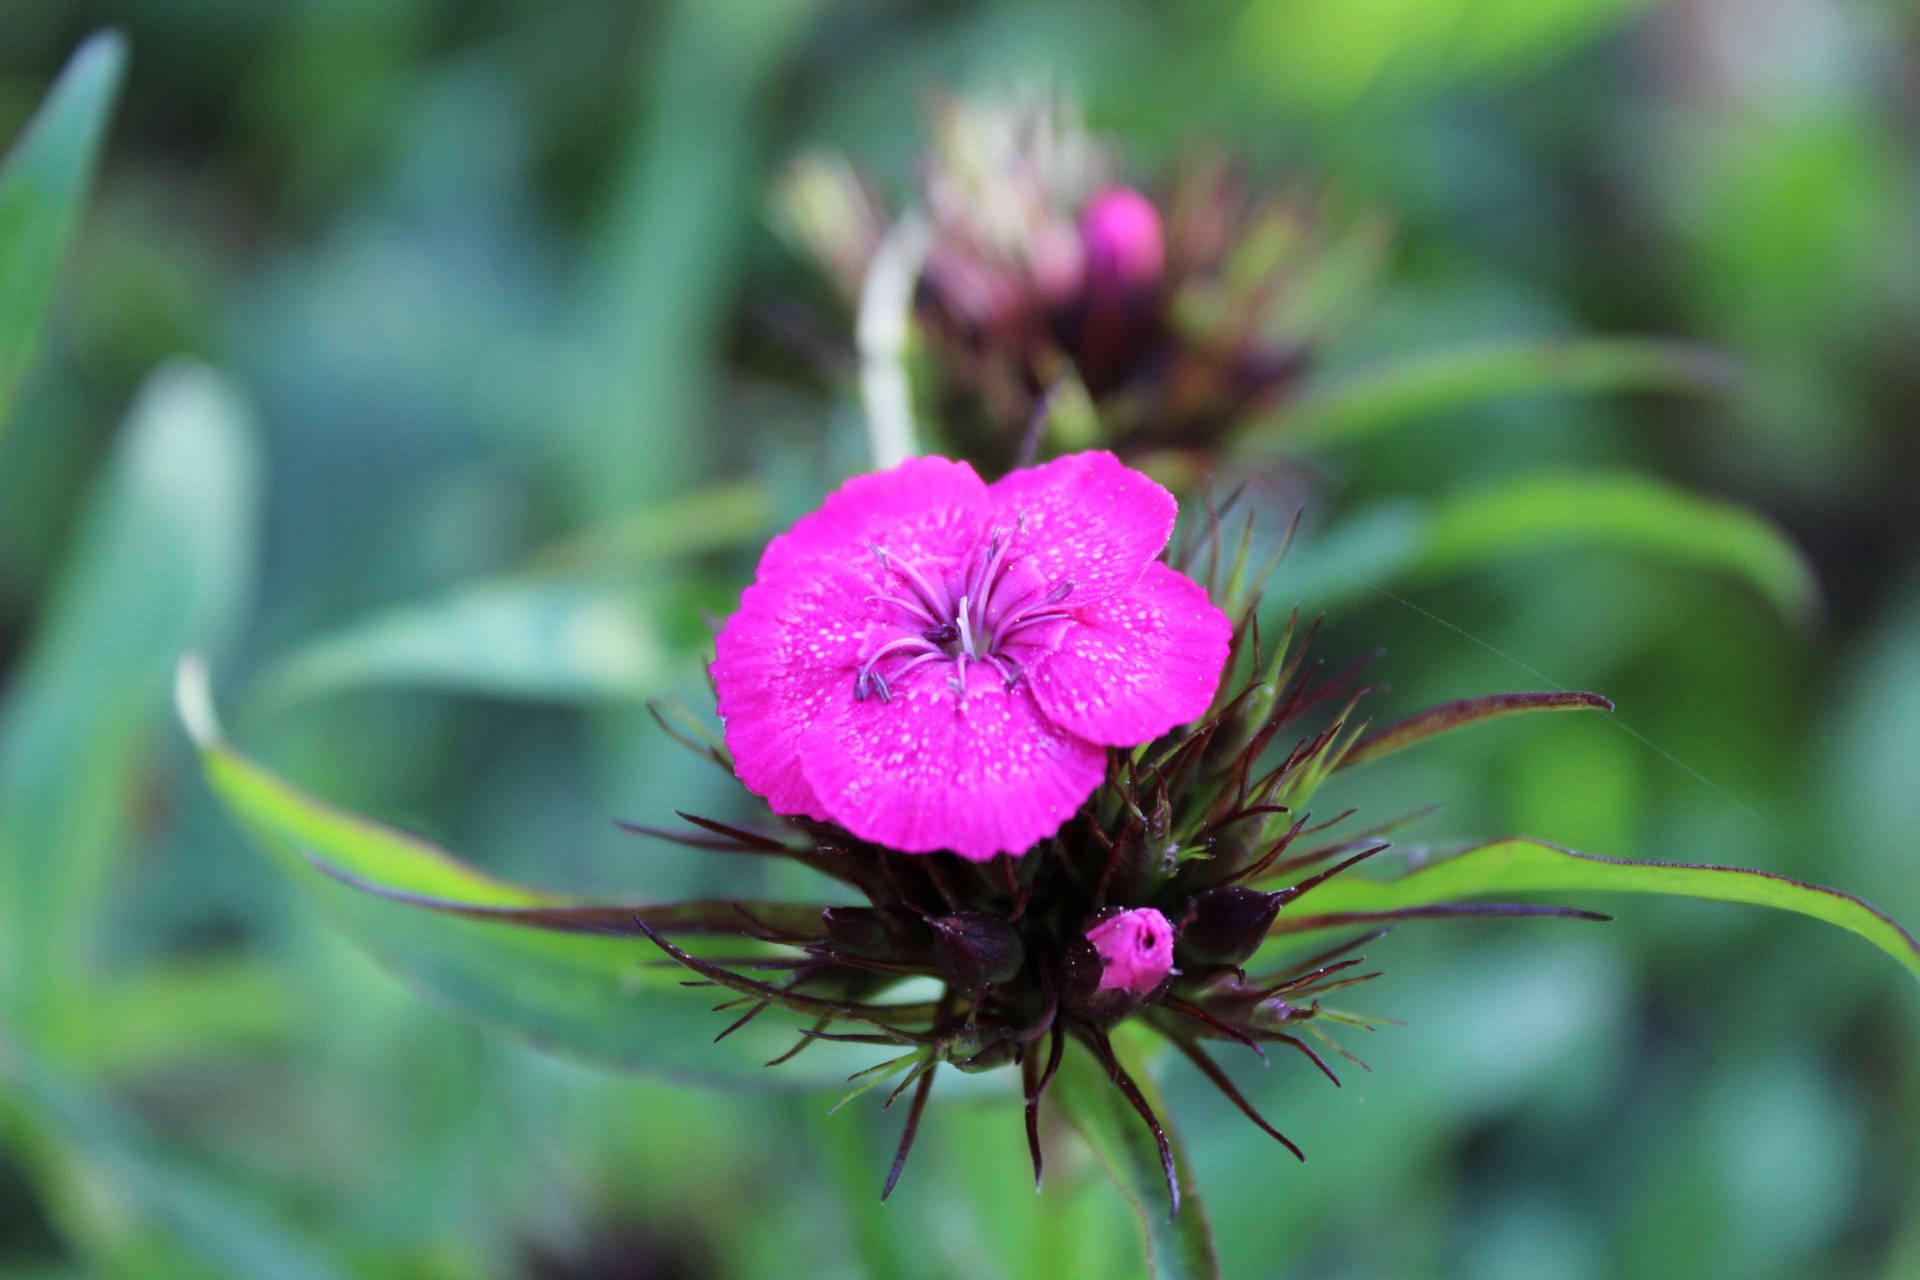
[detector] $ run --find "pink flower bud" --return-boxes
[1085,906,1175,998]
[1080,186,1165,296]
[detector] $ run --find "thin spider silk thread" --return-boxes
[1284,543,1820,876]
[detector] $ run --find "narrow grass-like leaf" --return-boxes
[1256,337,1731,450]
[0,31,127,435]
[1052,1033,1221,1280]
[520,481,770,572]
[1414,470,1819,623]
[51,956,292,1077]
[246,580,665,714]
[0,1036,349,1280]
[1272,837,1920,985]
[0,363,258,1012]
[175,659,866,1088]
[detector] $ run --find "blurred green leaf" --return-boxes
[574,0,815,517]
[0,31,127,437]
[1276,502,1426,613]
[1412,471,1820,622]
[177,661,868,1089]
[247,580,666,714]
[52,956,293,1077]
[247,479,774,715]
[0,1037,349,1280]
[1283,471,1815,625]
[1053,1034,1220,1280]
[1255,338,1730,450]
[1273,837,1920,985]
[1235,0,1653,108]
[520,480,771,573]
[0,362,259,1013]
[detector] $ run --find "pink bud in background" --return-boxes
[1080,186,1165,296]
[1085,906,1175,997]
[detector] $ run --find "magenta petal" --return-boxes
[1027,560,1231,746]
[712,556,884,820]
[986,451,1177,603]
[799,679,1106,860]
[758,456,990,579]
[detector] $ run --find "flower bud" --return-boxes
[1087,906,1176,997]
[1080,186,1165,297]
[822,906,929,964]
[927,911,1026,995]
[773,153,885,306]
[1175,887,1283,968]
[1061,907,1176,1028]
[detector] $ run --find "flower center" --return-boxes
[853,530,1072,703]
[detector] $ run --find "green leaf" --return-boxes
[175,659,869,1088]
[1413,470,1820,622]
[1280,473,1817,625]
[0,1036,350,1280]
[0,362,259,1012]
[1272,837,1920,986]
[573,0,815,517]
[246,479,774,716]
[1255,337,1731,450]
[519,480,771,573]
[1052,1033,1221,1280]
[245,579,668,714]
[0,31,127,437]
[1237,0,1653,110]
[1274,501,1426,613]
[49,956,294,1077]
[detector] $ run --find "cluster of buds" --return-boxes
[775,91,1382,471]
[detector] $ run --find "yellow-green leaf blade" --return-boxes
[177,661,868,1087]
[1279,838,1920,986]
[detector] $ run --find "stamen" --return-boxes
[978,553,1047,634]
[964,533,1001,610]
[868,592,940,628]
[888,651,946,686]
[995,611,1069,641]
[883,550,947,618]
[971,531,1011,618]
[955,595,976,658]
[849,536,1071,703]
[855,635,938,700]
[862,635,938,668]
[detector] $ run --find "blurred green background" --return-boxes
[3,1,1919,1277]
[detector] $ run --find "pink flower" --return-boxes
[712,451,1231,860]
[1085,907,1175,997]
